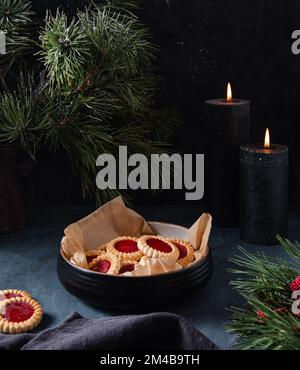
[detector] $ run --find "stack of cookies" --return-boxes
[85,235,196,276]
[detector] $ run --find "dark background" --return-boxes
[23,0,300,206]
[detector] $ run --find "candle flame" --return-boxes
[226,82,232,103]
[264,128,270,149]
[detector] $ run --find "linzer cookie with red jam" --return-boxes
[119,260,137,275]
[0,289,31,301]
[167,239,195,267]
[85,248,106,264]
[89,252,120,275]
[137,235,179,260]
[107,236,143,261]
[0,297,43,334]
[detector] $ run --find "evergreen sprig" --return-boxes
[0,0,33,29]
[0,71,45,158]
[39,10,89,90]
[228,295,300,350]
[0,0,35,76]
[36,2,177,202]
[226,237,300,350]
[0,0,178,203]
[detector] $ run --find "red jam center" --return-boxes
[4,302,34,323]
[115,240,138,253]
[91,259,111,273]
[147,238,172,253]
[174,243,188,259]
[4,292,22,300]
[86,255,98,264]
[119,264,135,274]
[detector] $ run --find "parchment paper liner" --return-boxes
[61,196,212,275]
[122,257,182,276]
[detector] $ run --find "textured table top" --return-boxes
[0,205,299,349]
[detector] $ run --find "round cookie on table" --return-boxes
[137,235,179,260]
[0,289,31,301]
[89,251,120,275]
[0,296,43,334]
[107,236,143,262]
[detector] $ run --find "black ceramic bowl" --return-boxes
[57,222,213,311]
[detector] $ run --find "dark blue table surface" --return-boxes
[1,205,299,349]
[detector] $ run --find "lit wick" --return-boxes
[264,128,270,149]
[226,82,232,103]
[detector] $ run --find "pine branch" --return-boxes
[277,236,300,266]
[36,3,178,202]
[0,1,178,203]
[227,295,300,350]
[227,239,300,350]
[0,0,33,30]
[38,10,89,90]
[39,7,156,91]
[0,71,44,158]
[0,0,35,77]
[229,247,297,302]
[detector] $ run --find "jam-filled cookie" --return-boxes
[107,236,143,261]
[85,248,106,264]
[0,289,31,301]
[167,238,195,267]
[0,297,43,334]
[119,260,137,275]
[89,252,120,275]
[137,235,179,260]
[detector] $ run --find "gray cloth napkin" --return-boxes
[0,312,218,350]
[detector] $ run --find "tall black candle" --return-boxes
[204,83,250,227]
[239,129,288,245]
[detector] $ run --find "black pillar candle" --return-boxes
[239,133,288,245]
[204,84,250,227]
